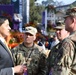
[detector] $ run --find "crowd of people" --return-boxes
[0,6,76,75]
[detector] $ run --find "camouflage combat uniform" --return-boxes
[47,31,76,75]
[11,43,47,75]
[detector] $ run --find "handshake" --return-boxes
[13,64,27,75]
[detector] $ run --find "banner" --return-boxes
[0,4,14,19]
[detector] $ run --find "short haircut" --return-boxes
[0,16,9,26]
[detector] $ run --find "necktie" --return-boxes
[4,41,12,57]
[4,40,14,65]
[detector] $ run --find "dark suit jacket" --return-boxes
[0,40,14,75]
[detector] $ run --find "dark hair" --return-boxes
[0,16,9,26]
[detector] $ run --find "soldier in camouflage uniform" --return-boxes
[47,21,70,75]
[63,7,76,75]
[11,26,47,75]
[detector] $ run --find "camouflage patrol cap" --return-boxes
[64,7,76,18]
[25,26,37,35]
[54,21,65,30]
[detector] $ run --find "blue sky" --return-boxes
[54,0,76,4]
[37,0,76,4]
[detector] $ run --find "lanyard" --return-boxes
[24,48,34,65]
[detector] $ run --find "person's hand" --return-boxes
[14,65,27,74]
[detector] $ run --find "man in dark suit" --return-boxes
[0,16,26,75]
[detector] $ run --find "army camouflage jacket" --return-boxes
[11,43,47,75]
[47,31,76,75]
